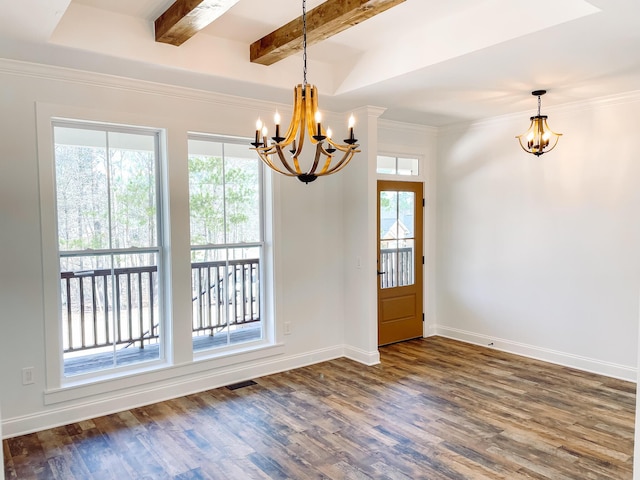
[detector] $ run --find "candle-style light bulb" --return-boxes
[348,114,355,141]
[274,111,281,139]
[325,127,336,154]
[255,118,263,144]
[315,111,322,137]
[262,126,268,146]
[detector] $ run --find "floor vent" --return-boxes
[226,380,257,390]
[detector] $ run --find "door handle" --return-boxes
[377,270,386,275]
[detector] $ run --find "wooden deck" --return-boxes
[4,336,636,479]
[64,326,262,376]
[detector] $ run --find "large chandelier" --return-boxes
[251,0,360,183]
[516,90,562,156]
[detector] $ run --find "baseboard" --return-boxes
[343,345,381,366]
[2,344,354,439]
[435,326,636,382]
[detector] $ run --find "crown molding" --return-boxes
[379,118,438,136]
[0,57,283,113]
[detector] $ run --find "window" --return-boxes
[188,135,264,352]
[53,122,163,377]
[377,155,419,176]
[379,190,416,288]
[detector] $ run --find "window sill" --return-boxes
[44,342,284,406]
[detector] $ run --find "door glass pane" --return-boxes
[398,239,414,287]
[379,190,415,289]
[397,192,415,240]
[380,191,398,239]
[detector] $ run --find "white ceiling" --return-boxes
[0,0,639,126]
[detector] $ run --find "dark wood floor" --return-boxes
[3,336,636,479]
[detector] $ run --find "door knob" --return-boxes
[377,270,386,275]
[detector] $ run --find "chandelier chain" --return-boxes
[302,0,307,86]
[537,94,541,116]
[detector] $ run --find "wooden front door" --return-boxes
[377,180,424,346]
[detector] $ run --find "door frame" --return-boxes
[377,180,424,345]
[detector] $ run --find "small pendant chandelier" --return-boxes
[250,0,360,183]
[516,90,562,156]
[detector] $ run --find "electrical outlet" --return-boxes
[284,322,292,335]
[22,367,34,385]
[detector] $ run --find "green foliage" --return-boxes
[55,139,158,254]
[188,154,259,246]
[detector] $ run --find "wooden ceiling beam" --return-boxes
[250,0,405,66]
[155,0,240,46]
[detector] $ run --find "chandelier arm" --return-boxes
[306,143,324,175]
[317,147,334,175]
[516,138,531,154]
[280,85,304,146]
[255,149,298,176]
[305,85,320,143]
[325,138,356,152]
[292,126,306,172]
[274,145,300,175]
[323,147,360,174]
[255,146,282,171]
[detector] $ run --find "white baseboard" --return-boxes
[343,345,381,366]
[2,344,360,439]
[435,326,636,382]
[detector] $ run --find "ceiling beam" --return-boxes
[155,0,240,46]
[250,0,405,66]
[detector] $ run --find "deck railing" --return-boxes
[191,259,260,336]
[379,247,413,288]
[60,259,260,354]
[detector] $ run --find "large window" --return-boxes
[53,122,163,377]
[188,135,264,352]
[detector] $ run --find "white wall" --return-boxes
[0,59,380,436]
[436,92,640,380]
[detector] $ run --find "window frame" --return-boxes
[36,103,174,395]
[36,103,280,405]
[187,133,268,358]
[51,119,167,382]
[376,153,421,177]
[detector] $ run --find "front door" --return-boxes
[377,181,424,346]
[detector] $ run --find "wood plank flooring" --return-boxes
[3,336,636,479]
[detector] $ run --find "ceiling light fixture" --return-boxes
[250,0,360,183]
[516,90,562,156]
